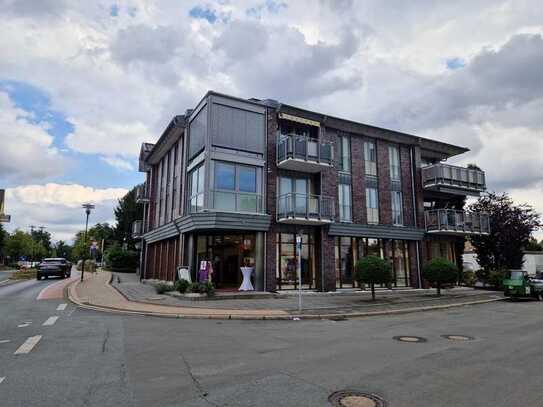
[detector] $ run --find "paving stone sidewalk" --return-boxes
[108,272,504,316]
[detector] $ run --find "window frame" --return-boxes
[365,187,379,224]
[364,140,377,177]
[389,145,401,181]
[391,190,404,226]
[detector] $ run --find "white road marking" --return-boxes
[56,303,67,311]
[42,316,59,326]
[0,340,11,344]
[14,335,42,355]
[17,323,30,328]
[0,377,5,384]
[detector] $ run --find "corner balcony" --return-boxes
[422,163,486,196]
[132,220,144,238]
[425,209,490,235]
[277,193,335,225]
[277,134,333,173]
[136,185,150,204]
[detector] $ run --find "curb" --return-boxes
[67,277,506,320]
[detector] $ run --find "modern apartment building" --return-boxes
[134,91,489,291]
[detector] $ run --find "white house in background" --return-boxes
[463,251,543,276]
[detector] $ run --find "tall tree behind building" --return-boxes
[113,186,143,249]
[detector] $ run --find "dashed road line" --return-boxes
[0,340,10,344]
[17,323,31,328]
[0,377,5,384]
[56,303,67,311]
[14,335,42,355]
[43,316,59,326]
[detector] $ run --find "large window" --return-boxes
[389,146,401,181]
[338,134,351,173]
[364,141,377,176]
[391,190,403,225]
[276,233,315,290]
[338,181,352,222]
[212,161,261,213]
[366,187,379,224]
[188,164,205,213]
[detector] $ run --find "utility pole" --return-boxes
[29,225,35,265]
[81,203,95,282]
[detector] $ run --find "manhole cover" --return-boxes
[393,335,427,343]
[329,390,387,407]
[442,334,474,341]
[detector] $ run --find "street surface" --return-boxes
[1,277,543,406]
[0,270,13,284]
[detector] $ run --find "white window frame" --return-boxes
[366,187,379,224]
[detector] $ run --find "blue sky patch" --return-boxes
[189,6,218,23]
[446,57,466,70]
[110,4,119,17]
[247,0,287,18]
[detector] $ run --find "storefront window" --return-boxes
[276,233,315,289]
[336,237,355,288]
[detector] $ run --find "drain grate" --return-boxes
[329,390,387,407]
[393,335,427,343]
[442,334,474,341]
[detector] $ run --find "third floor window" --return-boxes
[366,187,379,224]
[364,141,377,177]
[389,146,401,181]
[338,134,351,173]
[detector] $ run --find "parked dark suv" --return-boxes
[36,258,72,280]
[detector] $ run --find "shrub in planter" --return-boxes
[201,280,215,297]
[422,258,458,296]
[462,270,477,287]
[354,256,392,301]
[488,270,506,290]
[175,279,191,294]
[188,282,202,294]
[154,282,174,294]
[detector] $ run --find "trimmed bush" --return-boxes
[354,256,392,301]
[154,282,174,294]
[488,270,506,290]
[462,270,477,287]
[423,258,459,296]
[105,246,139,273]
[187,281,215,297]
[175,279,191,294]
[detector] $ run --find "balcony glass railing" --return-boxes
[422,163,486,193]
[277,193,335,222]
[136,185,150,203]
[132,220,143,238]
[425,209,490,234]
[210,190,263,213]
[277,134,333,166]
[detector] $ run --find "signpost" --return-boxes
[296,233,303,313]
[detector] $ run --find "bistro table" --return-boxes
[239,267,254,291]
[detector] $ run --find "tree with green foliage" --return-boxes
[0,224,7,264]
[105,244,139,272]
[53,240,73,260]
[422,258,459,296]
[525,238,543,252]
[469,192,541,273]
[113,186,143,249]
[5,230,33,262]
[354,256,392,301]
[31,228,52,256]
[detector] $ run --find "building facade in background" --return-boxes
[134,91,489,291]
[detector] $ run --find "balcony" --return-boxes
[425,209,490,235]
[132,220,144,238]
[277,193,335,225]
[136,185,150,204]
[277,134,333,172]
[422,163,486,196]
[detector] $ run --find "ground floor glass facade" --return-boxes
[276,232,315,290]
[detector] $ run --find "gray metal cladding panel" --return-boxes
[328,223,425,240]
[143,223,179,243]
[189,105,206,158]
[176,212,272,233]
[211,104,265,153]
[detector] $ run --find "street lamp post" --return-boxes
[81,203,95,282]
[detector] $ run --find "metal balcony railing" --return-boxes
[277,134,333,171]
[422,163,486,194]
[277,193,335,223]
[136,184,150,203]
[425,209,490,235]
[132,220,144,238]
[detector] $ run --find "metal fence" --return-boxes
[422,163,486,192]
[277,193,335,222]
[425,209,490,234]
[277,134,333,165]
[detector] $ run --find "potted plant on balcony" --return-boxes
[355,256,392,301]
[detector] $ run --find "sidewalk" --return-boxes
[68,271,505,320]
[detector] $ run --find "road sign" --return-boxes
[0,214,10,223]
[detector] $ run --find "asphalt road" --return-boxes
[0,270,14,284]
[1,280,543,407]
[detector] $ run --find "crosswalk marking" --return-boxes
[43,316,59,326]
[56,303,67,311]
[14,335,42,355]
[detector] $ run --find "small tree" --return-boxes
[423,258,458,296]
[355,256,392,301]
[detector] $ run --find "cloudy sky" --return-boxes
[1,0,542,241]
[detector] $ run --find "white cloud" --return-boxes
[0,91,68,183]
[100,156,135,171]
[4,183,128,242]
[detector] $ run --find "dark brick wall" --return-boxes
[265,108,279,291]
[376,139,392,225]
[351,136,366,224]
[400,145,415,227]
